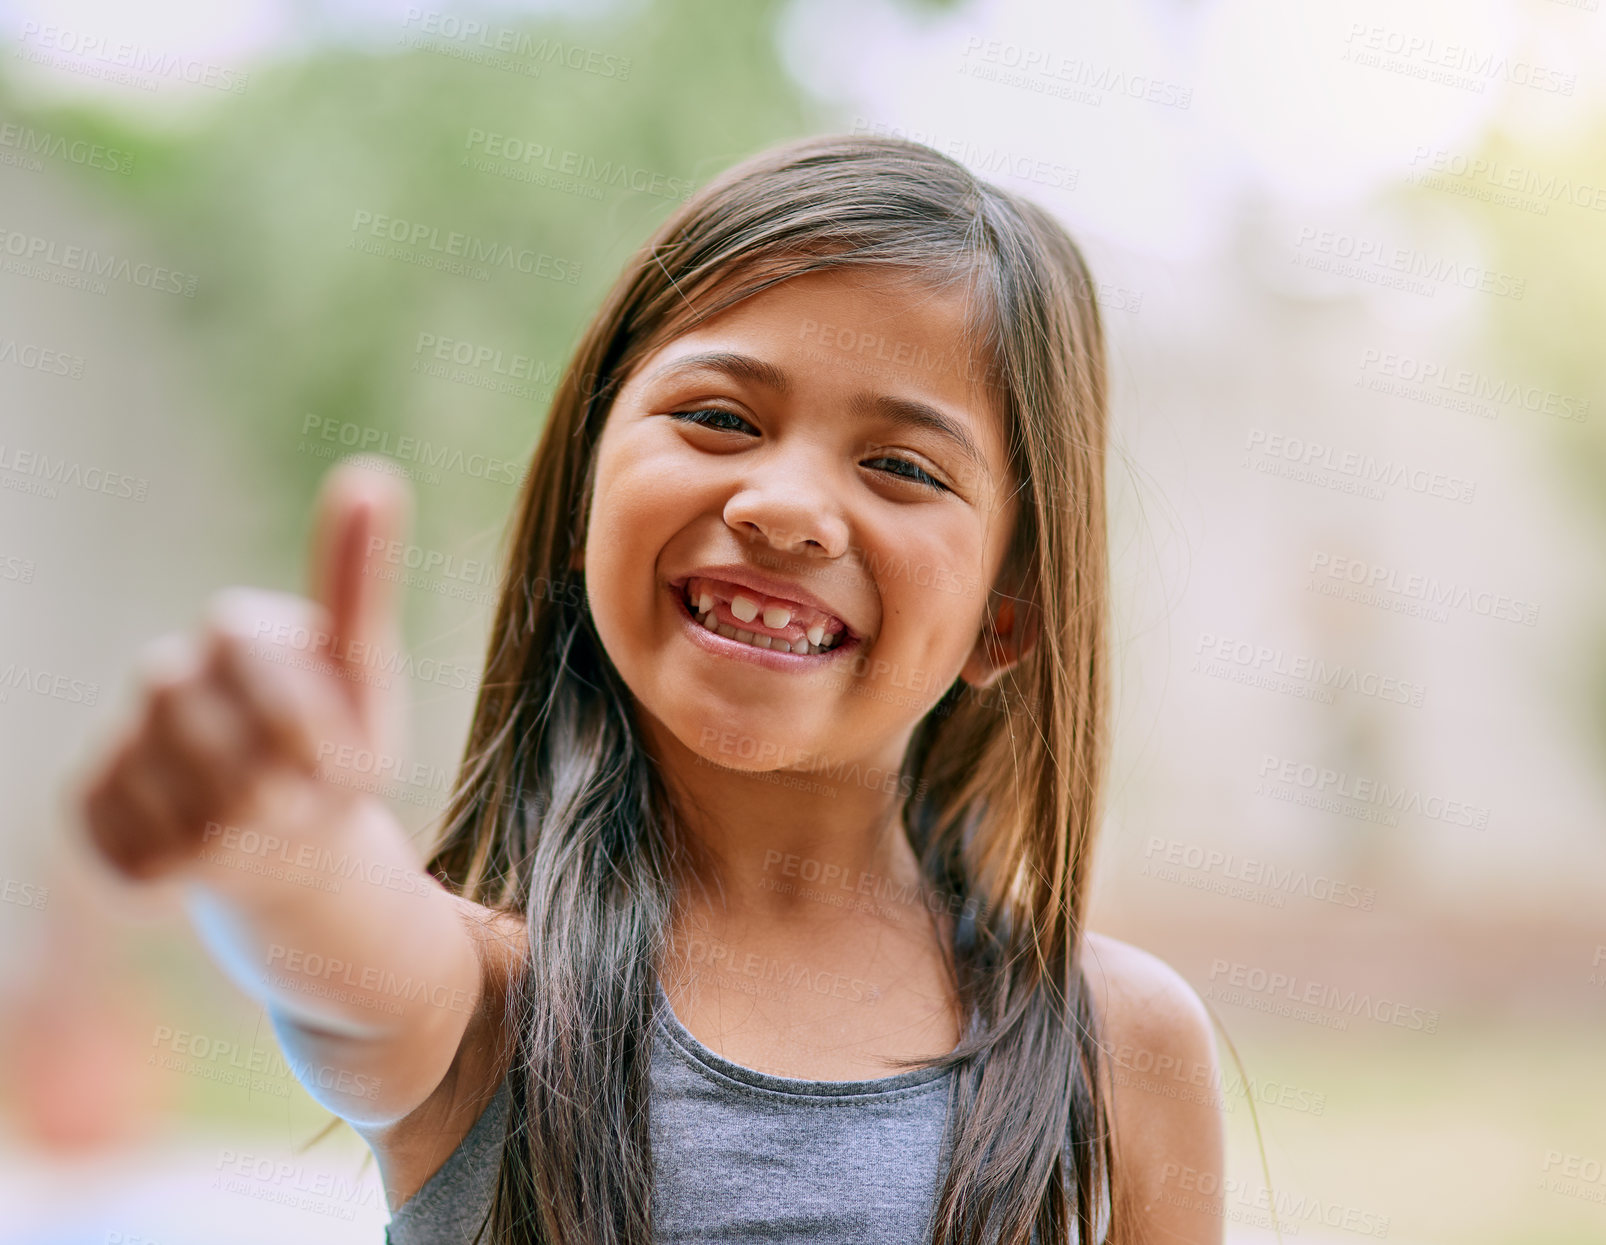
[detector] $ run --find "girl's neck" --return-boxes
[640,713,963,1080]
[643,713,928,929]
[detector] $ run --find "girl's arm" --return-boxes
[176,789,486,1128]
[77,457,496,1130]
[1083,931,1226,1244]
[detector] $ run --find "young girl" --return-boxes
[79,134,1224,1244]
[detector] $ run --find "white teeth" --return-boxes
[685,584,844,655]
[702,622,836,656]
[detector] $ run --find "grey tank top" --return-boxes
[385,979,1098,1243]
[383,983,950,1245]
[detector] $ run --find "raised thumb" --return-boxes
[306,454,413,744]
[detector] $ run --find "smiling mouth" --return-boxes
[671,576,853,657]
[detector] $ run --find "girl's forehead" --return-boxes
[730,265,981,333]
[631,268,1005,426]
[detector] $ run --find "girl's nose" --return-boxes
[722,470,850,559]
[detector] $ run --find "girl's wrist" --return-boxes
[177,780,412,914]
[177,788,453,1037]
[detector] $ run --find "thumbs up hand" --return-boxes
[80,456,415,885]
[305,454,412,758]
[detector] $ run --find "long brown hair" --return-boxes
[424,132,1137,1245]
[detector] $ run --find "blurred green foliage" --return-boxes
[1456,120,1606,770]
[1463,122,1606,507]
[0,0,849,569]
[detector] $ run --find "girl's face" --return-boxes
[582,266,1022,784]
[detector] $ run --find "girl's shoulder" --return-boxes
[1079,930,1212,1054]
[1078,930,1225,1238]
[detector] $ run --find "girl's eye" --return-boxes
[669,407,756,434]
[671,408,947,493]
[863,456,948,493]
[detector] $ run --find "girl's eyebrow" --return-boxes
[644,350,793,395]
[644,349,993,487]
[846,391,993,489]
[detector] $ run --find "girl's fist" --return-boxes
[78,457,413,883]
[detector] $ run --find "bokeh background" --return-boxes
[2,0,1603,1241]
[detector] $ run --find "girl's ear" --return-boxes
[959,573,1039,691]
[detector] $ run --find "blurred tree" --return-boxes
[0,0,864,565]
[1448,120,1606,782]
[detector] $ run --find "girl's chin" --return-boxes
[675,709,826,770]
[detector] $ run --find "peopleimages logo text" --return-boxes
[1308,551,1539,626]
[1258,753,1490,829]
[1207,959,1440,1032]
[348,210,581,284]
